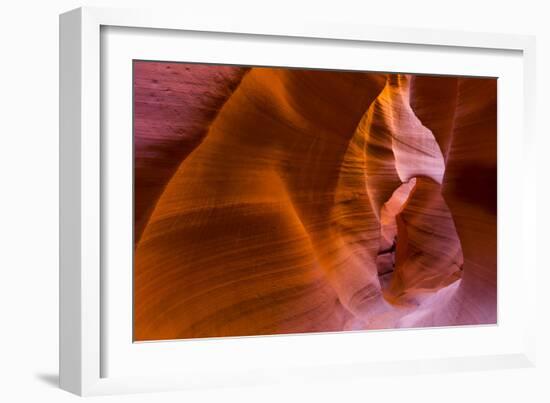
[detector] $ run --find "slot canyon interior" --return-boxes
[133,61,497,341]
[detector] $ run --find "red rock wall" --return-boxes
[133,62,497,341]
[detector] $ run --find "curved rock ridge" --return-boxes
[133,64,496,341]
[133,62,249,243]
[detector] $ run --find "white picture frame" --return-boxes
[59,6,537,396]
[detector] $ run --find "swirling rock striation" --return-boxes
[133,62,497,341]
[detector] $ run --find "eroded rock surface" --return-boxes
[133,63,497,341]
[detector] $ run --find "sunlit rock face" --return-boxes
[133,62,497,341]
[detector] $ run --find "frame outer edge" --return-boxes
[81,5,531,51]
[522,36,537,366]
[59,7,83,396]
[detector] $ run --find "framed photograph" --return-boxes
[60,6,537,396]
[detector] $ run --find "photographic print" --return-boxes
[133,61,497,341]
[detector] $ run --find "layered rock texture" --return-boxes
[133,61,497,341]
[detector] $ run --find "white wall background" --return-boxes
[1,0,548,401]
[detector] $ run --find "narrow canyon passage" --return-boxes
[133,63,497,341]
